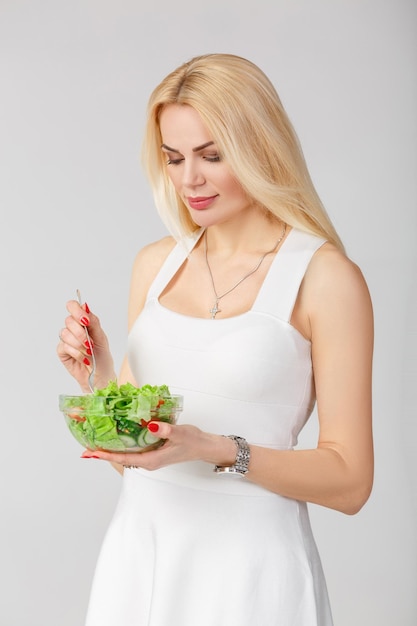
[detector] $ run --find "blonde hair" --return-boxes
[142,53,344,251]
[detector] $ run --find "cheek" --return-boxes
[222,177,247,200]
[215,167,246,196]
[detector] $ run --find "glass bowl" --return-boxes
[59,392,183,452]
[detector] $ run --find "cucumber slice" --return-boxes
[136,429,148,448]
[118,434,137,449]
[137,428,160,448]
[142,429,160,446]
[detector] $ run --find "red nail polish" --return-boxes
[80,316,90,326]
[86,348,92,356]
[81,452,100,459]
[148,422,159,433]
[85,302,90,314]
[83,357,90,366]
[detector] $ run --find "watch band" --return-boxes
[214,435,251,476]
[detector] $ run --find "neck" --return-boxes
[203,220,287,320]
[203,212,285,257]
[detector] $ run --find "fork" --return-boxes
[76,289,96,392]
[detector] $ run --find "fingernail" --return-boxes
[84,339,93,348]
[86,348,92,356]
[148,422,159,433]
[80,316,90,326]
[85,302,90,314]
[83,357,90,366]
[81,452,100,459]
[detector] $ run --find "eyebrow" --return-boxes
[161,141,215,153]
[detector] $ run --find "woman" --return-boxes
[57,53,374,626]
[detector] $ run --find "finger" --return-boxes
[80,448,156,467]
[148,421,173,440]
[57,341,92,368]
[60,319,89,355]
[66,300,91,328]
[57,328,92,367]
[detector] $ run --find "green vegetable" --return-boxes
[60,382,181,452]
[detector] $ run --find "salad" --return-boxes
[59,381,182,452]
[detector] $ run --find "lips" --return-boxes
[187,195,218,210]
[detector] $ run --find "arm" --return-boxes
[111,236,177,474]
[57,236,177,476]
[246,244,374,514]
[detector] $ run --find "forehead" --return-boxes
[159,104,213,145]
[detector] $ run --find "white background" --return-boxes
[0,1,416,624]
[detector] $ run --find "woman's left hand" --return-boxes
[81,422,236,470]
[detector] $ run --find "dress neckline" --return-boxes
[155,227,295,322]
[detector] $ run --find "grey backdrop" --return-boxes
[1,1,416,625]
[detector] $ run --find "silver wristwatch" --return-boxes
[214,435,251,476]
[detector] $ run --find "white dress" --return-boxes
[85,228,334,626]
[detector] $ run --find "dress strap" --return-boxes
[146,229,204,301]
[252,228,327,322]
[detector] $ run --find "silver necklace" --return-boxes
[204,222,287,319]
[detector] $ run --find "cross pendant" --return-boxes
[209,301,221,319]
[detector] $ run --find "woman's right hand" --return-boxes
[57,298,116,392]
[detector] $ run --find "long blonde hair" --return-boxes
[142,53,344,251]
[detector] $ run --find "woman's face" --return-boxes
[159,104,252,228]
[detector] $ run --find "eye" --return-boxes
[166,157,184,165]
[203,154,221,163]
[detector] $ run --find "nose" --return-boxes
[182,158,205,187]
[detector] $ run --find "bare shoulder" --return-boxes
[127,236,177,327]
[133,235,177,276]
[309,242,373,326]
[294,242,373,340]
[135,236,176,264]
[305,242,371,303]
